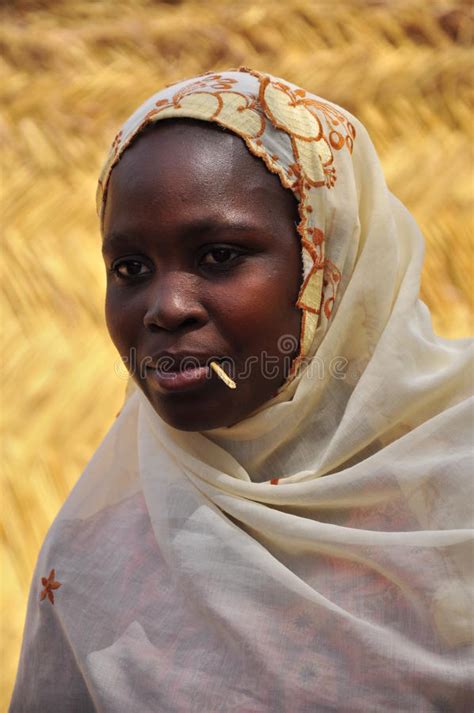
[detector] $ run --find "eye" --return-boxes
[111,259,151,279]
[200,246,242,266]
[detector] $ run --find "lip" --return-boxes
[146,351,212,371]
[143,351,224,394]
[146,363,210,393]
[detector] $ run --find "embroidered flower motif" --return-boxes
[308,227,324,246]
[40,569,62,605]
[321,259,342,319]
[152,85,264,140]
[324,165,337,188]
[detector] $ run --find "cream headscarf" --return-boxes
[11,69,473,712]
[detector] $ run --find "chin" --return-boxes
[145,391,236,432]
[158,408,234,432]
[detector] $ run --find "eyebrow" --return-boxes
[102,218,263,253]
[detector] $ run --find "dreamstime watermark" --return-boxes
[113,334,354,383]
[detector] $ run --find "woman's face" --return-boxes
[103,120,302,431]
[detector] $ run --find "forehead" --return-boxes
[109,120,286,193]
[103,120,299,234]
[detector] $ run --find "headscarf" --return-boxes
[11,69,473,712]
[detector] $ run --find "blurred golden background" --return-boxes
[1,0,473,706]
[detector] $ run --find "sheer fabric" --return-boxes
[11,69,473,712]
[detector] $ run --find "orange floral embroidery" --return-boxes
[257,74,355,189]
[151,79,265,139]
[321,259,342,319]
[308,227,324,246]
[40,569,62,605]
[324,165,337,188]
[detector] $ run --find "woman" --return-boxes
[10,68,473,712]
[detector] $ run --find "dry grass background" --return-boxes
[1,0,473,706]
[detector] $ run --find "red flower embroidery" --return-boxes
[40,569,62,605]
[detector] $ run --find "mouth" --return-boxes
[145,364,210,393]
[143,352,230,394]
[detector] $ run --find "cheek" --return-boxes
[214,267,302,358]
[105,289,141,356]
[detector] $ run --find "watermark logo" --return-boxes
[113,336,350,382]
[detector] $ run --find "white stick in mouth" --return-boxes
[210,361,237,389]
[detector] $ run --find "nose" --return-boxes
[143,271,208,333]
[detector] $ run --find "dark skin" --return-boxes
[103,120,302,431]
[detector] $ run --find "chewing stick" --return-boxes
[210,361,236,389]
